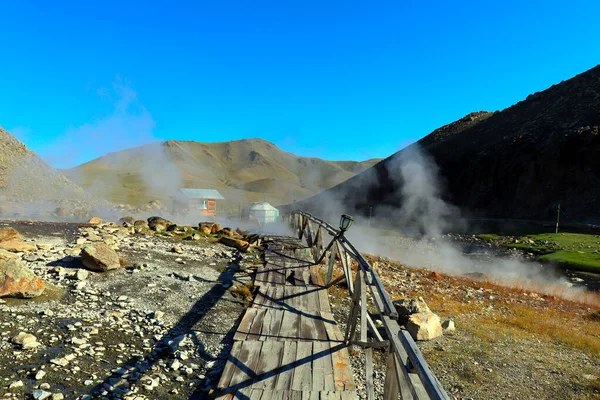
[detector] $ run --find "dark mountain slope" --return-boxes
[288,65,600,223]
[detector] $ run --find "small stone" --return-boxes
[169,359,181,370]
[9,380,24,390]
[76,269,89,281]
[52,394,64,400]
[35,370,47,380]
[442,319,456,332]
[171,246,184,254]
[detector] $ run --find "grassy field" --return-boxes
[478,232,600,273]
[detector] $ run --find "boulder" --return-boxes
[0,258,45,298]
[406,312,443,341]
[0,227,21,242]
[87,217,102,224]
[0,249,20,261]
[166,224,178,232]
[199,224,212,235]
[81,243,121,272]
[218,237,249,252]
[219,228,242,238]
[211,224,223,234]
[393,297,431,322]
[148,216,171,232]
[119,216,135,225]
[0,240,37,253]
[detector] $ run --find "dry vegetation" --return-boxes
[319,254,600,399]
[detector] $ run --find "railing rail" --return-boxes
[284,210,450,400]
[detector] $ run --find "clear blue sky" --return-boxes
[1,0,598,168]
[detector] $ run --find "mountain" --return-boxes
[0,127,100,218]
[63,138,381,211]
[287,65,600,224]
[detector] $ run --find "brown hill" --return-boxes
[63,138,380,211]
[288,65,600,224]
[0,127,101,218]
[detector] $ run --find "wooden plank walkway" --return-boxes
[216,236,358,399]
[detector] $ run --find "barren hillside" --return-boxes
[63,138,380,210]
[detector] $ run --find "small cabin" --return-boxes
[242,202,280,226]
[172,188,225,217]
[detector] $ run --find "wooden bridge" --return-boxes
[215,211,450,400]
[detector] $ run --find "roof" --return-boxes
[248,202,278,211]
[178,188,225,200]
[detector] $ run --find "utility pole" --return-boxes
[555,203,561,234]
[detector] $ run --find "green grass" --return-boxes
[475,233,501,241]
[504,233,600,272]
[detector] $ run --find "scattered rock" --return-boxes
[32,389,52,400]
[119,216,136,225]
[0,227,21,242]
[406,312,443,341]
[442,319,456,333]
[12,332,41,349]
[218,237,249,252]
[81,243,121,272]
[0,258,45,298]
[87,217,103,224]
[76,269,90,281]
[393,297,431,322]
[0,239,37,252]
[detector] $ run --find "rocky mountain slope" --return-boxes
[63,139,380,210]
[0,127,101,219]
[288,65,600,224]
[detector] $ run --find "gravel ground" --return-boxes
[0,220,257,399]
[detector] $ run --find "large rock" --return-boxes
[87,217,102,224]
[81,243,121,272]
[393,297,431,322]
[147,216,171,232]
[119,216,135,225]
[0,239,37,253]
[218,237,249,252]
[406,312,443,341]
[0,227,21,242]
[0,249,20,261]
[0,258,45,298]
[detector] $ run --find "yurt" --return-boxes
[243,202,279,225]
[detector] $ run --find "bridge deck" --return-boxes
[216,236,358,399]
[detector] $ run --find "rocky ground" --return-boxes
[0,219,260,399]
[2,219,600,400]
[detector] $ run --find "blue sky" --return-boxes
[1,0,598,168]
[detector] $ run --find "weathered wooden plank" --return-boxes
[267,309,285,340]
[311,341,330,391]
[279,310,300,341]
[217,341,242,389]
[260,308,274,341]
[247,308,267,341]
[383,350,400,400]
[317,288,331,314]
[275,341,297,390]
[254,341,284,389]
[249,388,264,400]
[234,308,257,341]
[291,341,313,391]
[320,312,343,342]
[300,312,318,342]
[331,343,356,391]
[229,341,263,387]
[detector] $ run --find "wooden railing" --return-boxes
[283,210,450,400]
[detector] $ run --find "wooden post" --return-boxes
[344,271,362,345]
[360,270,375,400]
[556,203,561,234]
[383,350,400,400]
[325,240,338,285]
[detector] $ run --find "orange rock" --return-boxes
[0,259,45,298]
[0,227,21,242]
[0,240,36,253]
[211,224,223,234]
[88,217,103,224]
[429,271,441,280]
